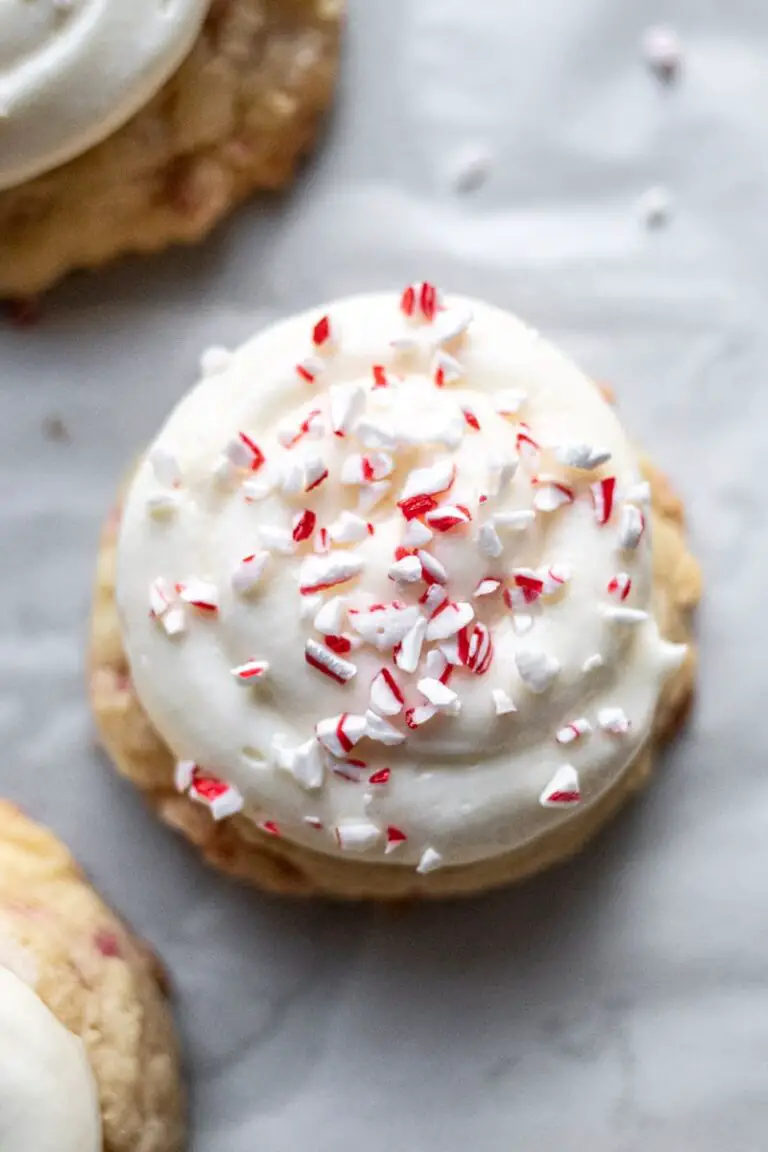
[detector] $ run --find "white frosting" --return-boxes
[116,290,686,870]
[0,0,209,190]
[0,965,101,1151]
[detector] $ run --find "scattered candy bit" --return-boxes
[349,603,421,649]
[597,706,631,734]
[370,668,405,716]
[305,638,357,684]
[357,479,391,514]
[591,476,617,525]
[389,554,423,583]
[474,577,502,598]
[493,509,535,531]
[418,550,448,586]
[395,615,429,672]
[149,445,181,488]
[494,389,527,418]
[556,717,593,744]
[226,432,265,472]
[276,738,325,791]
[405,704,438,728]
[328,511,373,545]
[403,519,434,548]
[330,383,366,437]
[385,825,408,852]
[432,350,463,387]
[539,564,571,597]
[341,451,394,485]
[539,765,581,808]
[312,313,337,349]
[364,710,406,745]
[418,677,461,713]
[618,504,645,550]
[299,552,365,595]
[602,605,649,626]
[400,281,439,322]
[425,600,474,641]
[459,622,494,674]
[295,355,324,385]
[304,456,330,492]
[425,503,472,532]
[515,647,560,693]
[335,820,382,851]
[553,443,611,471]
[492,689,516,715]
[399,459,455,504]
[477,522,503,559]
[316,713,367,758]
[461,406,481,431]
[417,846,443,873]
[292,509,317,543]
[607,573,632,601]
[231,659,270,682]
[314,595,348,635]
[179,579,219,614]
[532,477,575,513]
[515,423,540,461]
[177,763,244,821]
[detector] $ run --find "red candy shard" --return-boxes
[312,315,331,347]
[398,493,439,520]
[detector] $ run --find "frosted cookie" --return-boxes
[0,0,343,297]
[90,288,701,899]
[0,802,184,1150]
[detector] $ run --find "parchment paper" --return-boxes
[1,1,763,1148]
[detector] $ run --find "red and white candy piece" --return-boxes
[179,579,219,614]
[304,456,329,493]
[389,554,423,583]
[556,717,593,744]
[424,648,451,683]
[553,443,612,471]
[417,846,443,874]
[340,452,394,485]
[602,605,649,626]
[328,511,373,545]
[329,383,365,437]
[461,406,480,431]
[494,389,527,418]
[316,713,367,758]
[474,577,502,598]
[532,476,575,513]
[232,551,269,595]
[304,816,324,830]
[295,354,324,385]
[618,504,646,550]
[492,689,516,715]
[399,459,455,505]
[395,615,428,672]
[231,659,270,682]
[432,350,462,387]
[425,600,474,641]
[597,706,631,734]
[176,762,244,821]
[312,313,337,349]
[504,570,544,609]
[402,519,434,548]
[370,667,405,716]
[335,820,382,852]
[364,710,406,745]
[459,622,493,674]
[305,639,357,684]
[299,552,365,595]
[539,764,581,808]
[314,527,330,554]
[226,432,266,472]
[607,573,632,601]
[385,825,408,852]
[356,480,391,515]
[149,576,174,618]
[278,408,325,449]
[539,564,571,597]
[515,423,540,461]
[417,550,448,586]
[425,504,472,533]
[292,509,317,543]
[515,647,560,693]
[405,704,438,729]
[591,476,617,525]
[400,281,439,321]
[241,473,275,502]
[369,767,391,786]
[417,677,460,714]
[423,583,449,616]
[349,603,420,649]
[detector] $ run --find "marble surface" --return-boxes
[0,0,765,1147]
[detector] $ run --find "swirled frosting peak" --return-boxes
[0,0,209,190]
[117,289,686,871]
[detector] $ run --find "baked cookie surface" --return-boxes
[0,802,184,1151]
[0,0,344,297]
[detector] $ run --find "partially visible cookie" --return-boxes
[0,802,184,1151]
[0,0,344,297]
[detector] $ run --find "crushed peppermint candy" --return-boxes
[597,706,631,734]
[492,689,516,715]
[305,638,357,684]
[539,764,581,809]
[556,717,592,744]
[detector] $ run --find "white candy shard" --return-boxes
[231,659,270,682]
[400,458,455,502]
[417,846,444,874]
[553,443,612,471]
[539,764,581,808]
[232,551,269,594]
[335,820,383,852]
[316,713,367,758]
[179,579,219,613]
[304,456,329,492]
[149,445,181,488]
[277,738,325,791]
[355,417,397,451]
[328,511,372,545]
[425,601,474,641]
[539,564,571,597]
[329,383,366,437]
[434,303,473,345]
[174,759,195,792]
[258,525,296,555]
[149,577,174,617]
[364,709,406,745]
[556,717,593,744]
[493,509,535,531]
[492,689,517,715]
[515,648,560,693]
[299,552,365,595]
[370,668,405,716]
[494,389,527,418]
[474,578,502,598]
[417,677,460,714]
[395,615,428,672]
[349,604,421,649]
[602,605,649,626]
[313,595,348,635]
[532,480,574,513]
[402,519,433,548]
[625,481,651,505]
[618,504,646,550]
[242,474,275,502]
[425,648,449,681]
[597,706,631,734]
[477,522,503,559]
[389,555,423,583]
[162,606,187,636]
[356,480,391,514]
[341,452,394,484]
[487,457,519,496]
[432,350,463,387]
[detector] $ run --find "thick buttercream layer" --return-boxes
[0,0,209,190]
[116,291,685,871]
[0,963,101,1151]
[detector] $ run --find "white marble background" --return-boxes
[1,0,765,1147]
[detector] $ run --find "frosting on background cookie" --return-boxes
[0,0,209,190]
[0,963,100,1151]
[116,289,686,872]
